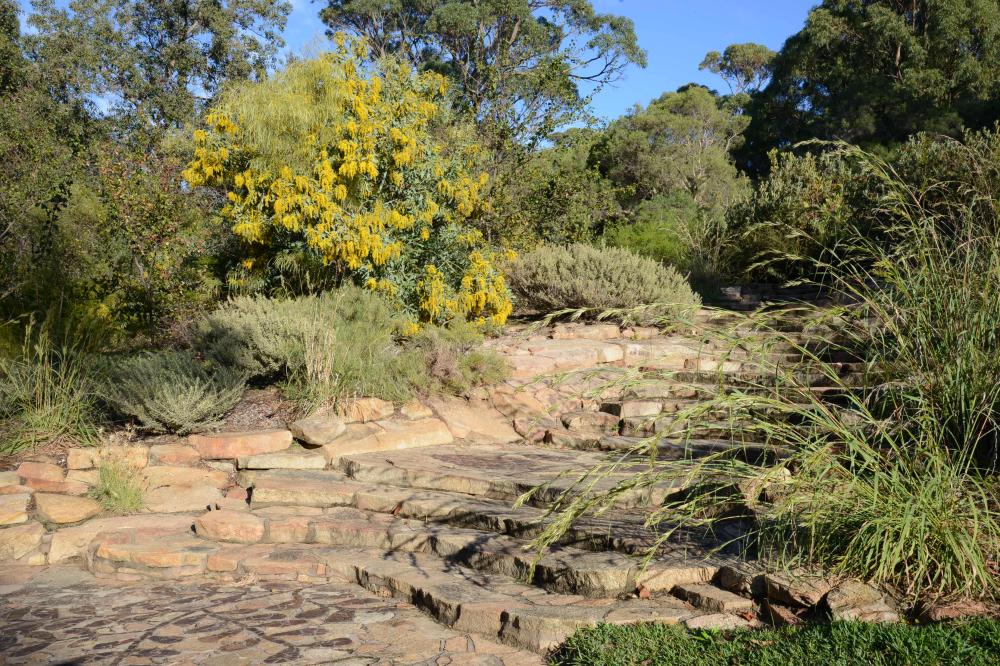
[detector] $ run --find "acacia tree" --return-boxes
[184,38,513,329]
[320,0,646,157]
[27,0,291,137]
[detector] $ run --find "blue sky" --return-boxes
[282,0,818,122]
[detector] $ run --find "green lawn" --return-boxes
[552,620,1000,666]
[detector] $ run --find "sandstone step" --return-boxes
[194,505,684,598]
[242,469,704,557]
[86,527,725,654]
[578,436,790,465]
[673,582,755,613]
[337,448,683,509]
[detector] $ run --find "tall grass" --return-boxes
[0,316,99,454]
[522,142,1000,605]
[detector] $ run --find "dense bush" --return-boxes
[183,36,512,329]
[100,351,245,434]
[506,243,700,324]
[193,287,507,410]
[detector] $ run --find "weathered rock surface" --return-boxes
[148,443,201,466]
[0,493,31,526]
[194,510,265,544]
[34,493,101,524]
[190,429,293,459]
[143,484,223,513]
[289,415,347,446]
[0,522,45,561]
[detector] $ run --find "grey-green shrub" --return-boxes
[100,351,245,434]
[192,286,396,380]
[506,243,700,324]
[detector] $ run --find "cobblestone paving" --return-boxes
[0,566,541,665]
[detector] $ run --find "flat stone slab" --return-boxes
[322,418,453,460]
[0,493,31,526]
[237,450,327,470]
[0,522,45,561]
[143,484,222,513]
[189,429,293,459]
[34,493,101,524]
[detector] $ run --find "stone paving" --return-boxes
[0,565,541,665]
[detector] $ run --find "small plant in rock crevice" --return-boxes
[90,452,145,514]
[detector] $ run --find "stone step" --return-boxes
[579,436,791,465]
[243,469,696,556]
[192,506,721,599]
[85,526,751,653]
[321,443,678,509]
[668,369,865,388]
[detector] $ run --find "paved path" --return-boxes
[0,566,541,665]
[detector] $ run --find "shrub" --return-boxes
[91,452,144,514]
[100,351,245,434]
[505,243,700,325]
[193,287,507,412]
[0,318,98,454]
[183,36,512,328]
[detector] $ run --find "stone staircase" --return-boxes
[2,309,890,656]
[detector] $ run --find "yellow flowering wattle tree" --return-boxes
[183,35,513,330]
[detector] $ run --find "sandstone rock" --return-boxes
[0,522,45,561]
[822,580,899,623]
[0,484,27,496]
[66,469,100,485]
[21,478,89,495]
[16,461,64,482]
[622,326,659,340]
[400,400,434,419]
[764,571,834,607]
[0,493,31,525]
[226,486,249,501]
[194,510,265,544]
[143,465,229,489]
[684,613,753,631]
[506,354,557,379]
[551,323,620,341]
[561,410,620,434]
[715,565,761,596]
[322,419,453,461]
[148,443,200,466]
[600,400,662,418]
[143,485,222,513]
[238,450,327,470]
[427,396,520,443]
[205,460,236,473]
[762,599,802,627]
[289,415,347,446]
[34,493,101,524]
[47,514,193,563]
[0,471,19,485]
[213,497,250,512]
[338,397,394,422]
[66,446,149,470]
[673,583,754,613]
[190,429,292,459]
[918,600,990,623]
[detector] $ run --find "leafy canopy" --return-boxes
[184,36,513,329]
[741,0,1000,170]
[320,0,646,156]
[27,0,291,136]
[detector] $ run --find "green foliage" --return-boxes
[0,318,98,454]
[320,0,646,158]
[554,620,1000,666]
[193,287,505,412]
[741,0,1000,172]
[193,286,398,381]
[699,42,775,96]
[502,128,623,248]
[506,243,701,325]
[27,0,292,136]
[90,452,144,514]
[100,351,246,434]
[595,85,748,218]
